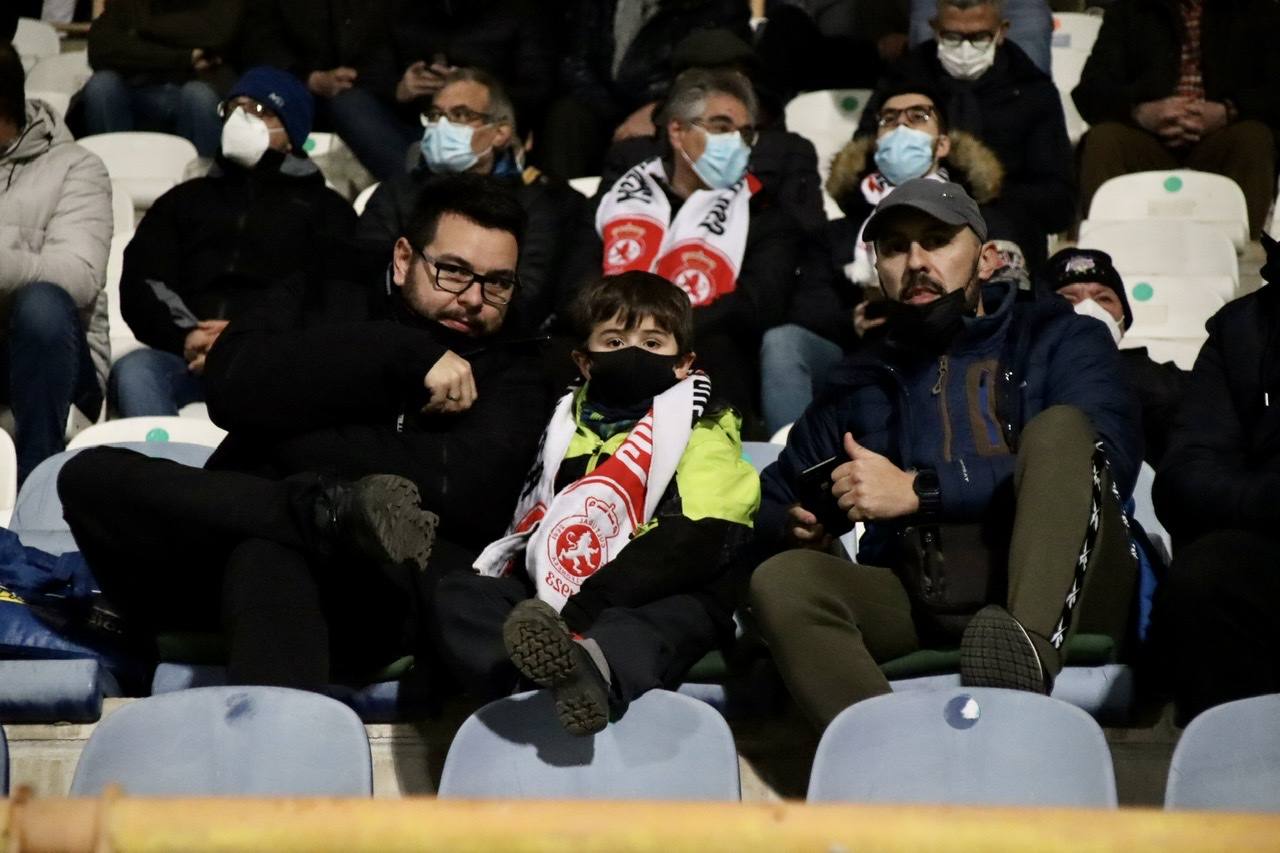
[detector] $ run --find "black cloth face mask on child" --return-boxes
[585,347,684,408]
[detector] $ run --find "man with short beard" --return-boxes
[748,179,1140,731]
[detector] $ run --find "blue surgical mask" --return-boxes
[421,118,479,173]
[873,126,937,186]
[689,128,750,190]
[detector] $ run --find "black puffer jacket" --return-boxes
[1073,0,1280,133]
[241,0,386,80]
[120,151,356,356]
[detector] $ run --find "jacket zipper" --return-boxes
[931,354,952,462]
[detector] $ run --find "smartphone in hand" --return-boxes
[796,455,848,533]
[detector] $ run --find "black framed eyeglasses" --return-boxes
[937,30,998,50]
[420,105,493,126]
[690,118,758,147]
[217,98,278,120]
[418,250,518,306]
[876,105,938,129]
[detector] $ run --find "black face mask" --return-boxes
[881,287,972,354]
[584,347,683,407]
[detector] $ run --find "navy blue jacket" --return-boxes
[759,281,1141,565]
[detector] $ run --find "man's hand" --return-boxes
[396,60,445,103]
[423,350,477,414]
[1133,96,1192,143]
[308,67,358,99]
[831,433,919,522]
[785,503,832,550]
[853,301,887,338]
[183,319,229,376]
[613,101,658,142]
[1187,100,1229,137]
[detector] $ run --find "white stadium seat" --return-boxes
[1078,219,1239,287]
[783,89,873,181]
[1087,170,1250,251]
[14,18,59,74]
[23,50,91,95]
[353,181,380,215]
[104,233,143,364]
[67,417,227,451]
[110,179,135,238]
[77,132,198,210]
[1050,12,1102,58]
[0,430,16,528]
[568,175,601,199]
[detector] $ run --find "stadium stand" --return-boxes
[1165,694,1280,812]
[808,688,1118,807]
[438,688,740,800]
[69,685,373,795]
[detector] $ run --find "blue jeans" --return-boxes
[109,348,205,418]
[909,0,1053,75]
[0,283,101,483]
[81,70,223,157]
[328,87,420,181]
[759,324,845,437]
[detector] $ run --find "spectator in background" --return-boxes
[1072,0,1280,238]
[565,68,801,424]
[759,85,1005,435]
[357,68,584,332]
[82,0,244,157]
[327,0,553,182]
[1043,248,1186,467]
[750,180,1139,731]
[909,0,1051,75]
[0,42,111,482]
[241,0,386,128]
[541,0,748,179]
[110,67,355,417]
[858,0,1074,273]
[1148,234,1280,725]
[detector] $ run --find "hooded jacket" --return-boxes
[0,100,112,388]
[119,149,356,356]
[758,280,1140,566]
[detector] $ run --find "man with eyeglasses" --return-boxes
[109,67,356,418]
[856,0,1073,274]
[571,67,801,425]
[58,173,554,694]
[358,67,585,332]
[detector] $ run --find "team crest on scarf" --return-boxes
[597,157,753,308]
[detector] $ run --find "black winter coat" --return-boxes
[1072,0,1280,133]
[202,267,554,549]
[120,152,357,356]
[87,0,243,91]
[241,0,385,80]
[1154,283,1280,547]
[857,40,1075,235]
[355,160,586,332]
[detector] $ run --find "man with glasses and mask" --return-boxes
[358,67,584,332]
[748,179,1140,732]
[856,0,1072,273]
[58,174,553,694]
[109,67,356,417]
[570,67,801,425]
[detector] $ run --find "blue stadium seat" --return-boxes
[887,664,1134,724]
[0,659,119,723]
[741,441,782,474]
[70,686,373,795]
[1165,694,1280,812]
[808,688,1117,807]
[438,689,741,800]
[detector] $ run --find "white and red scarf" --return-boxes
[474,373,711,612]
[596,157,756,307]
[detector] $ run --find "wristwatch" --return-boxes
[912,467,941,519]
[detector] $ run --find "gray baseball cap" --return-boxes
[862,178,988,243]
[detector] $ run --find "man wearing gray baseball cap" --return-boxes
[749,178,1143,730]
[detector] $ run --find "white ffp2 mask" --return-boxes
[1073,297,1124,346]
[220,107,271,168]
[937,38,998,80]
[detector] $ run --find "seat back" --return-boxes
[1078,219,1238,285]
[9,442,214,555]
[1050,12,1102,57]
[808,688,1117,807]
[0,429,15,529]
[14,18,60,72]
[77,132,198,210]
[70,686,373,795]
[1131,462,1171,565]
[1120,275,1231,340]
[741,441,783,474]
[568,175,601,199]
[1087,170,1250,250]
[352,181,381,215]
[104,232,143,364]
[783,89,872,180]
[1166,694,1280,811]
[23,50,92,94]
[67,417,227,451]
[110,179,136,238]
[1050,50,1089,145]
[438,689,741,800]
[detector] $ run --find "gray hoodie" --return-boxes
[0,99,112,388]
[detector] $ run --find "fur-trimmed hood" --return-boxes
[825,130,1004,217]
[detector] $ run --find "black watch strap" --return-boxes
[913,467,941,519]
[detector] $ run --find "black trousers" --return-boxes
[1148,529,1280,726]
[433,570,729,710]
[58,446,446,690]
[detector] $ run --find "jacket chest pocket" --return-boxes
[966,361,1011,458]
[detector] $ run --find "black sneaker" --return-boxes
[322,474,439,572]
[503,599,610,736]
[960,605,1052,694]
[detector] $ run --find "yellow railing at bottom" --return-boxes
[3,795,1280,852]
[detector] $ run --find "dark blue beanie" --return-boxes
[227,66,314,152]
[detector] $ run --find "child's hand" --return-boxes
[423,350,477,414]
